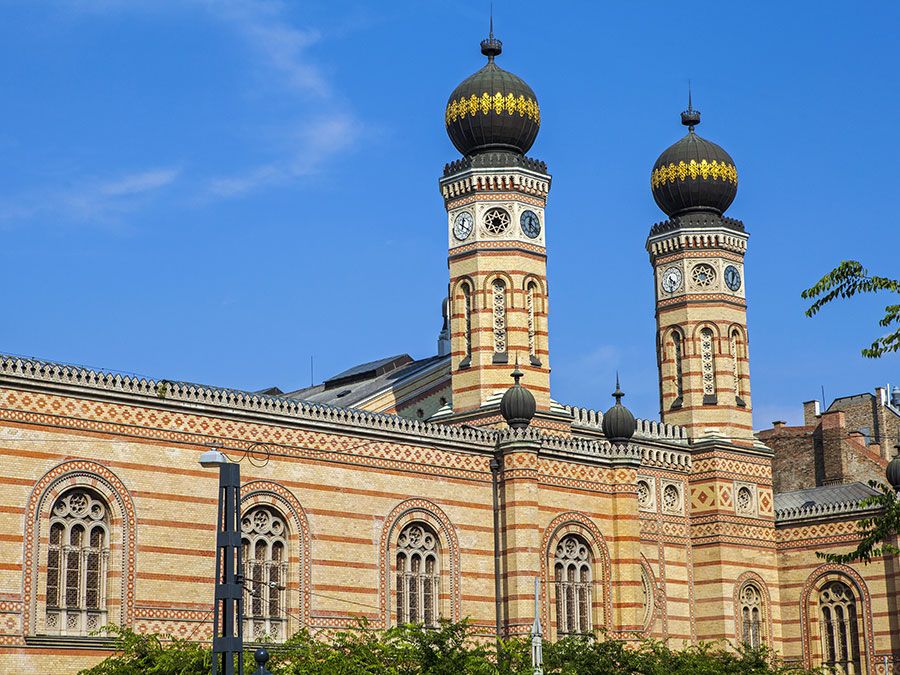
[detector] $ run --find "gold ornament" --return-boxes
[445,91,541,126]
[650,159,738,189]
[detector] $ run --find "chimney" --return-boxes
[803,400,821,426]
[772,420,787,429]
[892,386,900,409]
[876,386,887,406]
[817,410,846,485]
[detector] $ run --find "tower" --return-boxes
[440,28,552,417]
[647,102,753,443]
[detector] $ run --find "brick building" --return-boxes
[1,30,898,674]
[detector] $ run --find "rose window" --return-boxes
[483,207,511,235]
[663,484,680,512]
[691,264,716,288]
[737,486,753,514]
[637,480,652,508]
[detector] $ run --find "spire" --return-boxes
[512,353,523,385]
[681,81,701,132]
[480,5,502,61]
[613,371,624,404]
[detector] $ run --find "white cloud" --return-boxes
[0,167,181,228]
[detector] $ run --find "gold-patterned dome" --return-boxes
[651,105,738,217]
[445,32,540,157]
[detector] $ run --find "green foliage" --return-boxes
[79,622,818,675]
[817,481,900,565]
[801,260,900,358]
[78,625,211,675]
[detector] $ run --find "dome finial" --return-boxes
[480,4,502,61]
[511,353,523,384]
[681,80,701,131]
[602,374,636,442]
[500,354,536,430]
[613,371,624,403]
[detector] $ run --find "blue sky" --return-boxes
[1,1,898,426]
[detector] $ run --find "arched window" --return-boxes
[526,282,537,361]
[460,282,473,364]
[819,581,862,674]
[241,506,288,641]
[739,583,763,649]
[672,330,684,403]
[700,328,716,399]
[730,329,745,403]
[45,489,109,635]
[554,534,593,635]
[492,279,507,354]
[396,523,440,626]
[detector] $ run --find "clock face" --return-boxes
[520,210,541,239]
[661,267,683,293]
[453,211,474,241]
[724,265,742,291]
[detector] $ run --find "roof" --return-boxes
[774,482,880,523]
[286,354,449,408]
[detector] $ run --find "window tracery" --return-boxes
[641,568,653,628]
[637,479,653,510]
[700,328,716,396]
[672,331,684,400]
[662,484,681,513]
[241,506,288,641]
[483,207,511,236]
[527,282,537,359]
[819,580,862,674]
[492,280,507,354]
[739,582,763,649]
[45,489,109,635]
[461,283,473,361]
[554,534,593,635]
[396,523,440,626]
[736,486,754,514]
[691,263,716,288]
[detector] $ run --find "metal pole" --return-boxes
[531,576,543,675]
[212,461,243,675]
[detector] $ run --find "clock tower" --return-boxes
[647,103,753,444]
[439,29,552,417]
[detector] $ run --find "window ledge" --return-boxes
[492,352,508,365]
[703,394,718,405]
[25,634,116,650]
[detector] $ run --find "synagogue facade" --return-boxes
[0,30,896,675]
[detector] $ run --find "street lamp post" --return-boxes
[200,448,245,675]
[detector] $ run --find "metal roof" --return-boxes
[775,482,880,522]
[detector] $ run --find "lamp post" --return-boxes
[200,447,244,675]
[530,576,543,675]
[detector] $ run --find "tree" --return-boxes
[801,260,900,358]
[817,481,900,565]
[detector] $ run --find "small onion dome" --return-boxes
[602,377,636,442]
[500,365,536,430]
[651,104,738,217]
[445,31,540,157]
[887,441,900,490]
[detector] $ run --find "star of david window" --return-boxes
[483,207,511,236]
[662,484,681,513]
[736,486,754,514]
[45,489,110,635]
[691,264,716,288]
[637,479,653,510]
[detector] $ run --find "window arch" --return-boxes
[730,328,746,404]
[492,278,507,355]
[699,327,717,400]
[819,580,862,674]
[45,489,110,635]
[241,505,289,641]
[554,534,593,635]
[739,582,764,649]
[640,566,654,630]
[395,523,440,626]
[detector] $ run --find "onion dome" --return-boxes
[650,99,738,218]
[601,376,636,443]
[500,364,536,430]
[445,25,540,157]
[887,438,900,490]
